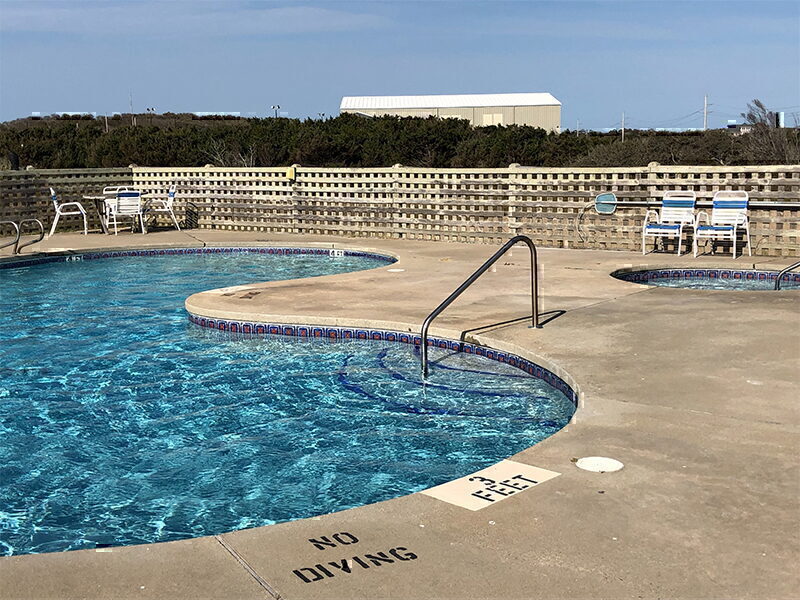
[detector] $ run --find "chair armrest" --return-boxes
[693,211,709,227]
[643,210,660,225]
[59,202,86,210]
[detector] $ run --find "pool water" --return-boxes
[616,268,800,291]
[0,249,574,556]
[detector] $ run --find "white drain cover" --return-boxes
[575,457,624,473]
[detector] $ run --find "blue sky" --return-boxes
[1,0,798,129]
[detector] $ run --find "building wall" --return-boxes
[513,106,561,131]
[436,107,474,121]
[342,105,561,131]
[3,165,797,257]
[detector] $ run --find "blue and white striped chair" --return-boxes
[107,190,146,235]
[693,191,751,258]
[642,191,696,255]
[48,187,88,237]
[148,184,180,231]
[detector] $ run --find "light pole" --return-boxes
[271,105,280,118]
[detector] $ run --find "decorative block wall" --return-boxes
[2,164,798,256]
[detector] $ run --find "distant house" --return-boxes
[727,120,754,136]
[340,93,562,132]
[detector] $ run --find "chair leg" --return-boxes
[642,234,646,255]
[733,235,737,259]
[677,234,682,256]
[49,212,60,237]
[170,211,180,231]
[693,236,698,258]
[81,212,88,235]
[746,225,752,257]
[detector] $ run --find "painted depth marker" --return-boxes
[421,460,560,510]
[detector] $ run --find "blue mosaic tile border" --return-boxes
[0,246,395,270]
[616,268,800,284]
[187,313,578,407]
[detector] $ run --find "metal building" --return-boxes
[340,93,561,131]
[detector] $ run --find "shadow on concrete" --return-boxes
[458,309,567,342]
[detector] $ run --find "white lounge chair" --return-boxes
[148,184,180,231]
[107,190,146,235]
[642,191,696,255]
[48,187,88,237]
[693,191,751,258]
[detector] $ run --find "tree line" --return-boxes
[1,102,796,170]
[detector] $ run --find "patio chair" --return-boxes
[107,190,146,235]
[101,186,131,222]
[148,184,181,231]
[48,187,88,237]
[693,191,751,258]
[642,190,696,255]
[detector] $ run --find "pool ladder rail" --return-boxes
[775,260,800,290]
[0,219,45,255]
[420,235,541,378]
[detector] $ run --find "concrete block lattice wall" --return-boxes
[2,164,798,256]
[0,168,132,236]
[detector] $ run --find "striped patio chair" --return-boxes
[642,191,696,255]
[693,191,751,258]
[107,190,146,235]
[48,187,88,237]
[147,184,181,231]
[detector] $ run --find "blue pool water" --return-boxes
[616,268,800,291]
[0,249,574,556]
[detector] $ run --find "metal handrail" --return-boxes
[16,219,45,254]
[775,260,800,290]
[0,220,21,252]
[420,235,540,377]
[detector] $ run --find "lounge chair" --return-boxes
[107,190,146,234]
[48,187,88,237]
[148,184,180,231]
[642,190,696,255]
[693,191,751,258]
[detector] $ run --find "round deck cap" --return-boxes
[575,456,624,473]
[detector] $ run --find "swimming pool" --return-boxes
[613,268,800,290]
[0,247,575,556]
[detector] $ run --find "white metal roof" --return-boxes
[340,93,561,110]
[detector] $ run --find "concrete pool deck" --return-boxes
[1,230,798,600]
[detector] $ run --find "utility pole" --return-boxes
[130,91,135,127]
[703,94,708,130]
[621,112,625,142]
[576,119,580,136]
